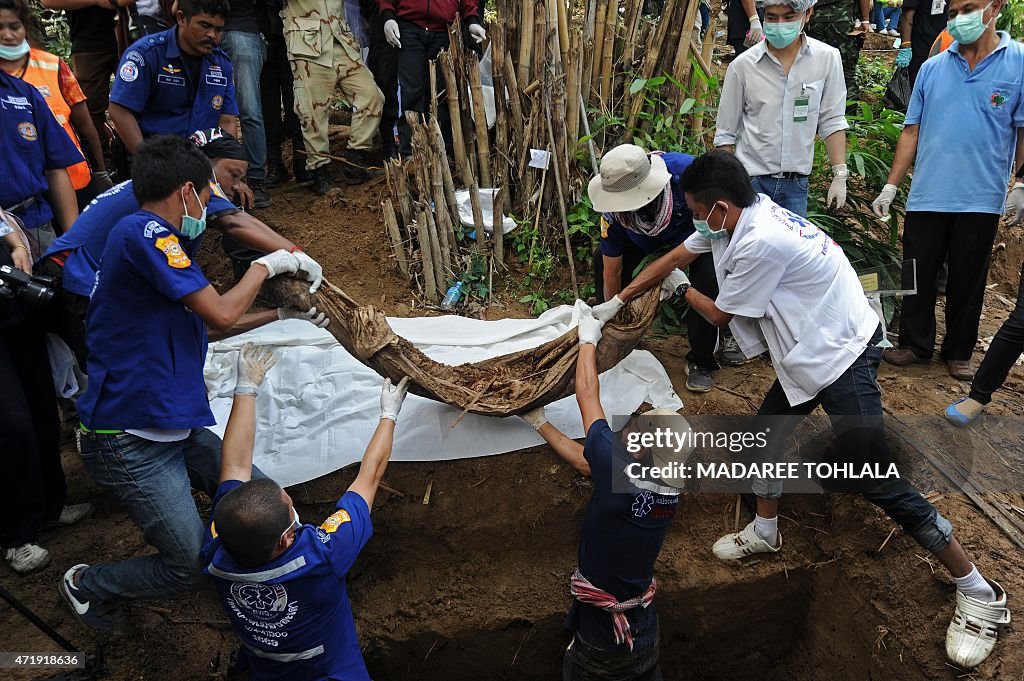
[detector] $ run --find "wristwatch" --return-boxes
[675,282,691,299]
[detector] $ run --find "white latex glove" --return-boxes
[292,251,323,293]
[1006,182,1024,226]
[659,269,691,301]
[520,406,548,430]
[591,295,624,323]
[234,343,277,396]
[384,19,401,48]
[278,306,329,328]
[871,183,898,218]
[468,23,487,44]
[578,308,604,346]
[827,164,849,210]
[253,249,301,278]
[744,17,763,47]
[380,376,411,422]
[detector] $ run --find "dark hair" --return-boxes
[678,151,757,209]
[0,0,44,47]
[132,135,213,204]
[213,479,291,568]
[178,0,230,19]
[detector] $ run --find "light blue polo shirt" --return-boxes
[905,32,1024,215]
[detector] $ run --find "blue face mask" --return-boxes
[0,40,30,60]
[694,202,729,240]
[764,18,805,49]
[180,186,207,239]
[947,3,992,45]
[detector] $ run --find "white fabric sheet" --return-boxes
[204,302,682,487]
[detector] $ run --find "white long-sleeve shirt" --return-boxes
[714,36,849,177]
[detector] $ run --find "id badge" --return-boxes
[794,96,809,122]
[931,0,944,15]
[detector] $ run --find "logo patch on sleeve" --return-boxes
[119,61,139,83]
[211,94,223,110]
[155,234,191,269]
[319,509,351,533]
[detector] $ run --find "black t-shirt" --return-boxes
[180,51,202,91]
[903,0,948,55]
[68,7,117,54]
[225,0,261,33]
[565,420,679,650]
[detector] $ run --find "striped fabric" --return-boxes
[569,568,656,651]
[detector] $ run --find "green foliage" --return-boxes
[997,0,1024,36]
[457,249,492,301]
[855,55,893,102]
[27,0,71,59]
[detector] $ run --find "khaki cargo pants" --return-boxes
[289,35,383,170]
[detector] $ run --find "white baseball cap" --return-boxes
[588,144,672,213]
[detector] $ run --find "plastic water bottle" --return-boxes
[441,282,464,311]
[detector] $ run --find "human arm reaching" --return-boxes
[348,377,410,508]
[219,344,277,483]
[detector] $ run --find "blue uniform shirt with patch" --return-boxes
[0,71,84,230]
[110,27,238,140]
[76,210,212,430]
[599,153,696,258]
[42,179,237,298]
[905,31,1024,215]
[566,419,679,651]
[203,483,374,681]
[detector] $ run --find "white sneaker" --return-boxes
[712,520,782,560]
[5,543,50,574]
[946,581,1011,668]
[57,503,93,526]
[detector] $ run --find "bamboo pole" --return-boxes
[670,0,703,109]
[429,144,454,272]
[566,28,581,147]
[555,0,570,72]
[619,1,645,106]
[503,51,524,137]
[463,160,487,251]
[599,0,617,108]
[590,0,608,104]
[580,0,597,111]
[545,103,578,297]
[467,53,492,188]
[517,0,534,85]
[430,116,461,233]
[623,0,680,140]
[415,208,438,302]
[492,187,505,264]
[393,157,413,228]
[439,51,468,177]
[382,198,409,279]
[424,200,447,292]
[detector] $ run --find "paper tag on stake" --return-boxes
[529,149,551,169]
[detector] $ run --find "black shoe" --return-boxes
[293,157,311,184]
[342,148,383,185]
[265,160,290,188]
[311,167,334,196]
[247,178,272,209]
[380,130,399,161]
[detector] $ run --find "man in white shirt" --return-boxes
[715,0,850,217]
[591,151,1010,670]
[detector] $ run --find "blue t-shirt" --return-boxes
[110,27,238,140]
[905,32,1024,215]
[203,483,374,681]
[0,71,84,230]
[42,180,238,298]
[76,210,212,430]
[566,420,679,651]
[599,153,696,258]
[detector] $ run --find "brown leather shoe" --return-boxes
[947,359,976,381]
[882,347,930,366]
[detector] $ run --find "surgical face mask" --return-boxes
[0,39,30,60]
[180,185,207,239]
[278,507,300,545]
[693,202,729,240]
[947,3,993,45]
[764,16,805,49]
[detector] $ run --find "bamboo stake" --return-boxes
[424,200,447,292]
[580,0,597,111]
[624,0,680,139]
[555,0,570,72]
[517,0,534,85]
[619,1,645,106]
[492,186,505,264]
[692,28,718,137]
[382,198,409,279]
[545,103,578,297]
[463,160,487,251]
[503,50,524,138]
[566,28,581,147]
[429,144,454,271]
[393,157,413,228]
[591,0,608,104]
[527,145,549,272]
[671,0,703,109]
[439,51,468,177]
[430,116,461,235]
[599,0,617,108]
[467,53,492,188]
[491,19,511,236]
[415,208,438,302]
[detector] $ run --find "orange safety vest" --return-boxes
[21,49,91,190]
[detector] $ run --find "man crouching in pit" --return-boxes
[518,305,691,681]
[199,343,410,681]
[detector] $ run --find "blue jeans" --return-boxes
[76,429,265,603]
[221,31,268,181]
[752,326,954,554]
[872,4,901,29]
[750,175,809,217]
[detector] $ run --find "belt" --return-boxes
[2,195,40,214]
[760,172,808,180]
[79,424,125,435]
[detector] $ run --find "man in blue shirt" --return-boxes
[589,144,744,394]
[108,0,238,154]
[59,135,312,631]
[201,343,410,681]
[872,0,1024,382]
[0,69,82,253]
[38,128,325,365]
[519,306,684,681]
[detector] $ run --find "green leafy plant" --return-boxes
[855,55,894,103]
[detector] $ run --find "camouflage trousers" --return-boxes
[290,39,384,170]
[806,2,865,101]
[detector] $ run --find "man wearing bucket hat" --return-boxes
[715,0,850,217]
[591,150,1010,670]
[589,143,745,394]
[520,304,688,681]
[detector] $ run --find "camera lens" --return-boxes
[19,280,55,307]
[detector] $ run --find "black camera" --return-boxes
[0,264,56,308]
